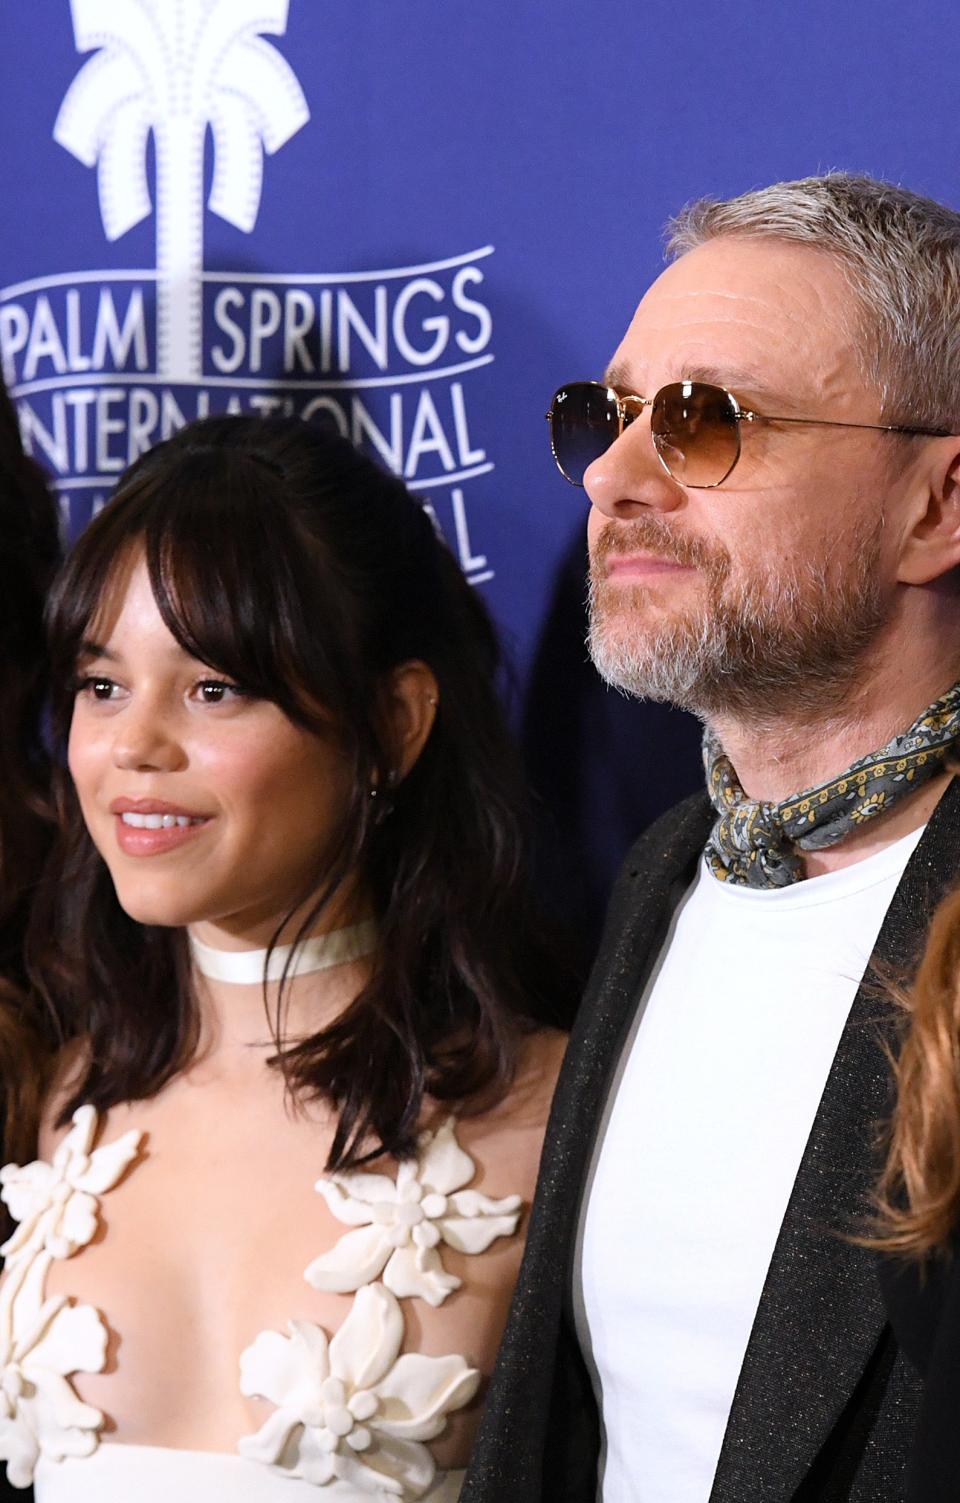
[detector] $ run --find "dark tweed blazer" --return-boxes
[462,780,960,1503]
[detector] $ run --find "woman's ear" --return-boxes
[382,660,439,779]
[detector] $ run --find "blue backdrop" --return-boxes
[1,0,955,951]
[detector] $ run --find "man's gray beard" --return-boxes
[587,517,890,725]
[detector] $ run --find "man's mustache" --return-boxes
[591,517,729,575]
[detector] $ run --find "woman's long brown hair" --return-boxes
[874,882,960,1255]
[28,415,569,1172]
[0,377,60,1165]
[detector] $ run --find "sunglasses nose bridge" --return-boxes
[619,394,651,432]
[614,395,668,479]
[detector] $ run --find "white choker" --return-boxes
[188,918,378,984]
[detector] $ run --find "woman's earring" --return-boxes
[369,770,396,814]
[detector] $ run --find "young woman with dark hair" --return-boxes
[0,376,59,1166]
[0,415,567,1501]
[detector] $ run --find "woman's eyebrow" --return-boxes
[78,635,198,658]
[76,639,116,662]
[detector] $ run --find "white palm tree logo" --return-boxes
[53,0,310,382]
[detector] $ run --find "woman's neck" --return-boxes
[186,913,375,1059]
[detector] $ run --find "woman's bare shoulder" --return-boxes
[442,1026,566,1202]
[458,1024,567,1140]
[515,1025,568,1102]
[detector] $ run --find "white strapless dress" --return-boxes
[0,1107,523,1501]
[35,1446,465,1500]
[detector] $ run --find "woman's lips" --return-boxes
[109,800,212,856]
[113,814,211,856]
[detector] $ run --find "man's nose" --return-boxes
[111,701,186,774]
[583,414,685,520]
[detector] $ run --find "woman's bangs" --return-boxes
[46,489,146,736]
[52,446,318,729]
[142,451,307,718]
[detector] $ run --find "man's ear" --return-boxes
[899,442,960,585]
[381,660,439,780]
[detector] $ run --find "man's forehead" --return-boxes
[605,238,860,407]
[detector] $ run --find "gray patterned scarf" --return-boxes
[703,682,960,888]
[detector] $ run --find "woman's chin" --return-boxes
[110,885,207,930]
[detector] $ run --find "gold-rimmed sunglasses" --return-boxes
[545,379,954,490]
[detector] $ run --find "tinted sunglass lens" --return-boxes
[549,383,620,486]
[651,382,740,487]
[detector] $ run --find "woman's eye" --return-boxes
[77,676,120,702]
[195,679,246,705]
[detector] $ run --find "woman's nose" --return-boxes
[111,703,186,773]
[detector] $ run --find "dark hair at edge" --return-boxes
[0,376,61,1165]
[28,414,566,1169]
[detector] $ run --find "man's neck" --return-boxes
[707,661,960,878]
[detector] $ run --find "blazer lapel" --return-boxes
[461,793,714,1503]
[710,779,960,1503]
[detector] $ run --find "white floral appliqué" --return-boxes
[306,1117,522,1308]
[0,1104,141,1264]
[0,1253,106,1488]
[239,1281,479,1498]
[0,1107,142,1486]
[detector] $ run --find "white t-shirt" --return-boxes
[575,826,924,1503]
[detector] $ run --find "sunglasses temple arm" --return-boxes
[743,411,952,438]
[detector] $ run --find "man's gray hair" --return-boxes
[665,173,960,430]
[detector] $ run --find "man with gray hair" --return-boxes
[462,174,960,1502]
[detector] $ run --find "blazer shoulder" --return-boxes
[618,788,713,879]
[913,774,960,871]
[592,790,713,966]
